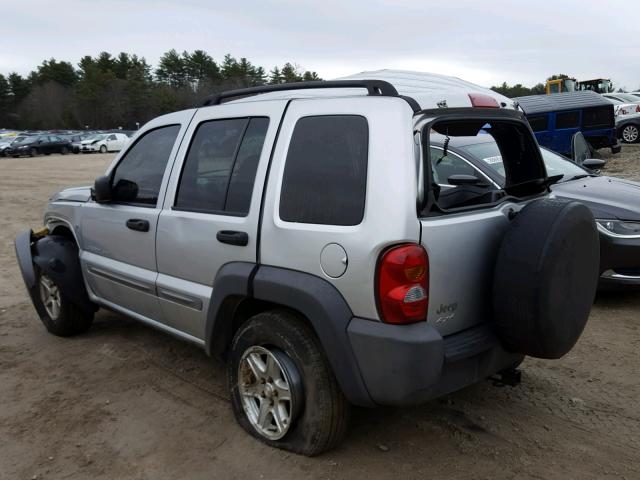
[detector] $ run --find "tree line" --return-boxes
[0,50,321,130]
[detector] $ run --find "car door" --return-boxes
[105,134,117,151]
[80,110,195,324]
[49,135,63,153]
[554,110,581,154]
[155,100,286,341]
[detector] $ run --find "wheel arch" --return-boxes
[205,263,374,407]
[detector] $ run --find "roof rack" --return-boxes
[200,80,420,112]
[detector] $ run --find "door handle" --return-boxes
[216,230,248,246]
[126,218,150,232]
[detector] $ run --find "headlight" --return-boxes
[597,220,640,238]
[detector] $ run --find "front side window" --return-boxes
[280,115,368,226]
[175,117,269,215]
[111,124,180,206]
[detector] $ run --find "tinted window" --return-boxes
[280,115,368,226]
[556,111,580,129]
[111,124,180,206]
[582,107,613,129]
[528,115,548,132]
[175,117,268,215]
[226,118,269,214]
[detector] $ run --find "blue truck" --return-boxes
[514,91,621,156]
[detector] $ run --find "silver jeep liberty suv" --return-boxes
[16,72,600,455]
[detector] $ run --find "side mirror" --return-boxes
[571,132,593,165]
[582,158,606,170]
[92,175,112,203]
[447,174,488,186]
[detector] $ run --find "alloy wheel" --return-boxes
[39,275,62,320]
[622,125,639,143]
[238,346,300,440]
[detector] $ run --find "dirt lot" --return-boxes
[1,148,639,480]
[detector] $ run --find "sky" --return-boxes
[2,0,639,90]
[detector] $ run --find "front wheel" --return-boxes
[29,147,38,157]
[35,270,93,336]
[229,310,350,456]
[621,124,639,144]
[99,145,107,153]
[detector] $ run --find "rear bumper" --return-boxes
[347,319,522,406]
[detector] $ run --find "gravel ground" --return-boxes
[0,149,639,480]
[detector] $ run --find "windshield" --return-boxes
[85,134,106,141]
[15,136,38,144]
[616,94,640,103]
[458,142,589,185]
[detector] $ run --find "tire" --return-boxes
[33,267,94,337]
[492,198,599,359]
[29,147,38,157]
[621,124,639,144]
[229,310,350,456]
[99,145,107,153]
[61,146,69,155]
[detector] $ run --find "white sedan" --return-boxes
[80,133,129,153]
[601,93,640,117]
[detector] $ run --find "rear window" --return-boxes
[528,115,548,132]
[582,107,613,129]
[279,115,368,226]
[555,111,580,129]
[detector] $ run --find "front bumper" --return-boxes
[347,319,522,406]
[81,144,99,152]
[599,232,640,289]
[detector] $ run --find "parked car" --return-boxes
[5,134,72,157]
[15,74,600,455]
[616,112,640,143]
[602,95,640,117]
[629,91,640,100]
[80,132,129,153]
[514,91,620,155]
[64,134,90,154]
[429,132,640,288]
[602,93,640,105]
[0,135,28,156]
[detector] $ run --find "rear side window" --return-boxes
[279,115,368,226]
[175,117,269,215]
[583,107,613,129]
[556,111,580,129]
[111,124,180,206]
[528,115,548,132]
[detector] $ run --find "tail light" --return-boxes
[376,244,429,324]
[468,93,500,108]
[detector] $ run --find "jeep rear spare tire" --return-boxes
[492,198,599,359]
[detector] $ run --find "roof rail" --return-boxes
[199,80,420,112]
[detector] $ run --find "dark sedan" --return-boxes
[6,134,72,157]
[429,134,640,288]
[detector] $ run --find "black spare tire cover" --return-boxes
[493,198,599,359]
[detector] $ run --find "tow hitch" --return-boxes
[491,367,522,387]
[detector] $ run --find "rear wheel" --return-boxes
[621,124,639,144]
[229,310,350,456]
[35,270,93,336]
[61,146,69,155]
